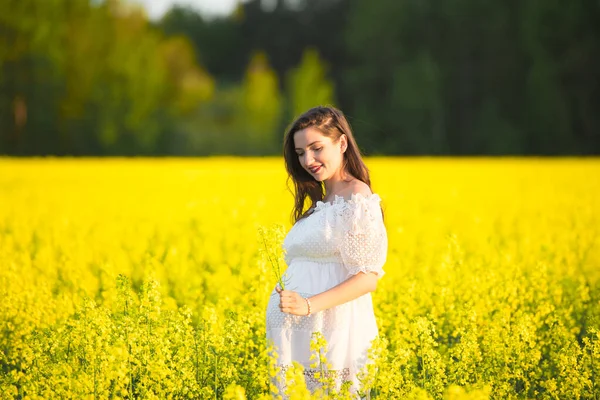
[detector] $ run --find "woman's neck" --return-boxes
[323,170,356,198]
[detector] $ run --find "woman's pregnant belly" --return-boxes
[273,257,349,297]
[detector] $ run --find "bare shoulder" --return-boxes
[342,179,373,199]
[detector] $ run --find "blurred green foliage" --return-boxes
[0,0,598,155]
[287,49,335,120]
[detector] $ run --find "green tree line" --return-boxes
[1,0,598,155]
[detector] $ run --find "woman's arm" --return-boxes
[277,271,379,316]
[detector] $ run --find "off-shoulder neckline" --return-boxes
[314,192,381,210]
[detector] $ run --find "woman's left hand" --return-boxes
[276,286,309,316]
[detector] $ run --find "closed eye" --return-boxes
[296,147,321,157]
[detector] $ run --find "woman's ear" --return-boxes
[340,134,348,153]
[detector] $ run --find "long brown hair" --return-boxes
[283,106,375,223]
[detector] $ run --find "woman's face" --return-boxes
[293,127,346,182]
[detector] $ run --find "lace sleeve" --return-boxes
[335,193,388,278]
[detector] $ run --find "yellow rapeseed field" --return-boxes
[0,157,598,399]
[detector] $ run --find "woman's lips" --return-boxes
[310,165,322,174]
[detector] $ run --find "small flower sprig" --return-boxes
[257,224,290,290]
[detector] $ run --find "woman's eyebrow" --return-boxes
[295,141,322,151]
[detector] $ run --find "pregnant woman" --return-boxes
[265,106,388,397]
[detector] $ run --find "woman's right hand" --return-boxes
[276,286,310,316]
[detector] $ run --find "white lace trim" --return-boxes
[314,192,381,211]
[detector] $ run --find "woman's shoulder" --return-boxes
[338,180,380,205]
[339,179,371,198]
[334,182,384,233]
[314,180,382,214]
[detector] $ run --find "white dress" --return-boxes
[265,192,388,397]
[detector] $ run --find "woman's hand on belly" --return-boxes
[276,286,310,316]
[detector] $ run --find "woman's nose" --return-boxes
[303,152,314,165]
